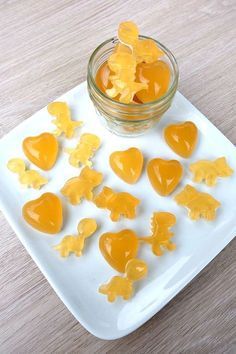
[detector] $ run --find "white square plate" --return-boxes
[0,81,235,340]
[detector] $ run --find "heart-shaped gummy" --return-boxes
[164,121,198,158]
[23,132,59,170]
[136,61,171,103]
[109,147,143,184]
[22,192,63,234]
[99,229,139,272]
[147,158,183,196]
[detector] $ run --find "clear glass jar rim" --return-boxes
[87,35,179,108]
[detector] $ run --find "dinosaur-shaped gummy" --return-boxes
[65,133,101,168]
[189,157,233,186]
[99,258,148,302]
[54,218,97,257]
[61,166,103,205]
[175,184,221,221]
[139,212,176,256]
[93,186,140,221]
[7,158,47,189]
[47,101,82,138]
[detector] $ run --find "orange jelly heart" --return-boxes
[22,132,59,170]
[147,158,183,196]
[22,192,63,234]
[109,147,143,184]
[136,61,171,103]
[164,121,198,158]
[99,229,139,272]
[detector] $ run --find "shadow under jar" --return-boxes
[87,36,179,136]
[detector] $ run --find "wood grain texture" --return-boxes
[0,0,236,352]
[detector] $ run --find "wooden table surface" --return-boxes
[0,0,235,352]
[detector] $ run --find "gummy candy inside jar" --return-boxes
[88,22,179,136]
[96,56,171,104]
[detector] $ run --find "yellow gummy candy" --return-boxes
[189,157,233,186]
[139,212,176,256]
[106,79,147,104]
[108,52,136,76]
[118,21,139,47]
[47,101,83,138]
[134,38,164,64]
[106,50,147,103]
[175,184,221,221]
[7,158,48,189]
[93,186,140,221]
[114,43,132,54]
[65,133,101,168]
[102,21,167,104]
[54,218,97,257]
[61,166,103,205]
[99,258,147,302]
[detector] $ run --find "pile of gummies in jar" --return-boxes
[95,21,171,104]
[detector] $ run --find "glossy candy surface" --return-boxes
[47,101,83,138]
[66,133,101,168]
[109,147,143,184]
[189,157,233,186]
[147,158,183,196]
[7,158,47,189]
[93,186,140,221]
[54,218,97,257]
[22,192,63,234]
[99,229,139,272]
[95,21,168,104]
[23,132,58,170]
[139,212,176,256]
[164,121,198,158]
[61,166,103,205]
[99,258,148,302]
[175,184,221,221]
[136,61,170,103]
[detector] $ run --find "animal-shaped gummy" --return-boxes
[106,79,147,104]
[139,212,176,256]
[65,133,101,168]
[99,258,148,302]
[54,218,97,257]
[175,184,221,221]
[118,21,164,65]
[61,166,103,205]
[47,101,83,138]
[7,158,47,189]
[106,50,147,104]
[118,21,139,48]
[134,38,164,64]
[108,52,136,80]
[114,43,132,54]
[93,186,140,221]
[189,157,233,186]
[99,21,168,104]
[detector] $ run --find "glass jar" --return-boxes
[87,36,179,136]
